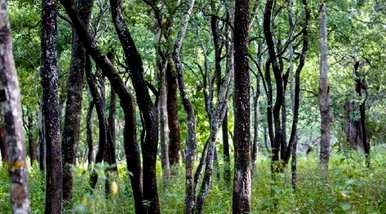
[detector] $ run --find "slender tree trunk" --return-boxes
[252,73,260,172]
[233,0,251,212]
[353,61,370,166]
[41,0,63,212]
[108,89,116,156]
[0,127,6,164]
[291,137,297,190]
[27,113,36,165]
[195,142,215,214]
[122,93,144,213]
[86,57,109,189]
[0,1,31,211]
[167,65,181,167]
[86,100,94,165]
[319,0,331,171]
[62,0,94,202]
[58,2,145,211]
[170,0,196,212]
[160,60,171,183]
[38,106,45,172]
[107,91,117,170]
[222,111,230,181]
[109,1,160,211]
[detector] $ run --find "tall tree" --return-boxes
[319,0,331,171]
[109,0,160,211]
[41,0,63,212]
[62,0,94,202]
[59,1,146,212]
[0,0,31,212]
[232,0,251,213]
[167,59,181,167]
[169,0,196,211]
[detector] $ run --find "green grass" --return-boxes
[1,149,385,213]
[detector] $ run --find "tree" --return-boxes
[319,0,331,171]
[232,0,251,213]
[41,0,63,212]
[62,0,94,202]
[0,0,31,212]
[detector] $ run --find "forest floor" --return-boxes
[1,149,385,213]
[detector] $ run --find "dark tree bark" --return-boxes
[0,84,7,165]
[252,72,260,172]
[264,0,285,171]
[0,127,6,164]
[109,0,161,212]
[86,100,94,164]
[26,112,36,165]
[86,57,109,189]
[353,61,370,166]
[41,0,63,212]
[122,90,144,214]
[0,1,31,211]
[59,1,145,212]
[319,0,331,171]
[284,0,309,164]
[166,65,181,167]
[232,0,251,213]
[62,0,94,202]
[263,0,309,173]
[107,88,117,167]
[38,106,46,172]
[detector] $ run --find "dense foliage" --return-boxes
[0,0,385,213]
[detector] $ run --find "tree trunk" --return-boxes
[233,0,251,212]
[108,1,160,211]
[38,105,46,172]
[222,111,230,181]
[0,1,31,211]
[319,0,331,171]
[58,2,145,212]
[167,65,181,167]
[108,89,116,156]
[122,92,144,214]
[353,61,370,166]
[27,112,36,165]
[86,100,94,165]
[62,0,94,202]
[171,0,196,212]
[0,83,7,165]
[86,57,109,189]
[0,127,6,164]
[160,60,171,183]
[252,73,260,172]
[41,0,63,212]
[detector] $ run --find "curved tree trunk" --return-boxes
[62,0,94,202]
[0,1,31,211]
[86,100,94,165]
[86,57,109,189]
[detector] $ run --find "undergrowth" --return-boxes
[0,149,385,213]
